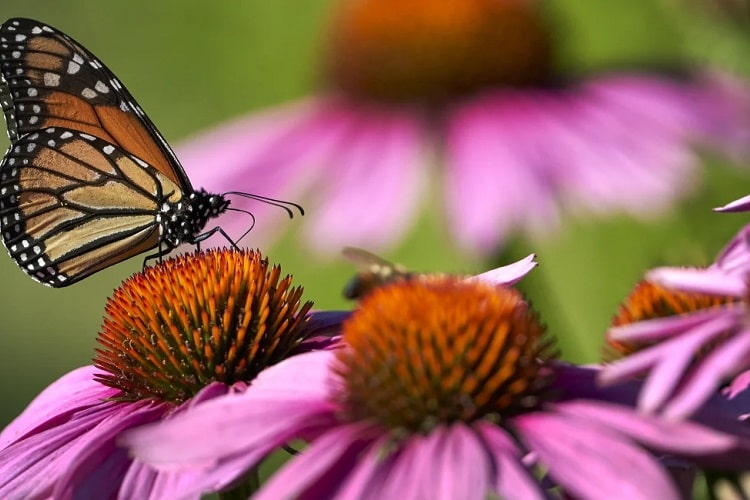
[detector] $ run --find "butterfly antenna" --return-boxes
[224,191,304,219]
[225,207,257,245]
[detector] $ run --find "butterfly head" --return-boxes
[160,189,229,247]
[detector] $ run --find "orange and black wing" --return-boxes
[0,127,183,286]
[0,18,191,188]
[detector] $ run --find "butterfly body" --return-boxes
[0,18,232,286]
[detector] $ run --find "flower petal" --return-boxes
[54,402,168,498]
[664,327,750,419]
[303,104,427,253]
[0,366,115,449]
[475,422,545,500]
[436,424,491,500]
[471,254,537,286]
[646,267,746,297]
[254,423,377,500]
[124,352,337,467]
[515,411,679,500]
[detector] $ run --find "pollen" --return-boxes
[94,249,313,403]
[334,277,555,433]
[605,279,739,360]
[325,0,554,103]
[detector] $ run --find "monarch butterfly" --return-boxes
[0,18,301,287]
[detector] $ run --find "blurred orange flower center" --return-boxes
[325,0,554,103]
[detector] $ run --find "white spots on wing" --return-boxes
[133,156,148,168]
[67,60,81,75]
[14,34,26,42]
[31,27,42,35]
[103,144,115,155]
[11,51,20,59]
[72,53,83,64]
[94,80,109,93]
[27,87,37,97]
[80,133,95,141]
[81,87,97,99]
[60,131,73,139]
[28,116,38,125]
[43,72,60,87]
[47,139,56,147]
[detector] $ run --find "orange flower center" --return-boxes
[324,0,554,103]
[94,249,313,403]
[605,279,739,361]
[334,277,555,433]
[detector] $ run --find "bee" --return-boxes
[341,247,417,300]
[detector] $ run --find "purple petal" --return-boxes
[445,94,559,253]
[715,193,750,213]
[124,352,336,467]
[726,369,750,399]
[376,434,434,500]
[714,224,750,274]
[554,400,735,453]
[475,422,546,500]
[303,104,427,253]
[607,307,737,343]
[177,98,362,250]
[0,402,120,498]
[514,411,679,499]
[664,327,750,419]
[333,434,393,500]
[471,254,537,286]
[555,400,750,470]
[601,313,741,412]
[254,423,377,500]
[646,267,746,297]
[54,402,168,498]
[436,424,491,500]
[0,366,115,449]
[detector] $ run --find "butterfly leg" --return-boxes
[193,226,241,251]
[142,243,174,269]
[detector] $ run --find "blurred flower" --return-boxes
[124,277,750,499]
[183,0,750,255]
[600,224,750,419]
[0,249,344,498]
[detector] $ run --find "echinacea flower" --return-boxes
[124,276,750,499]
[599,224,750,420]
[181,0,750,255]
[0,249,345,498]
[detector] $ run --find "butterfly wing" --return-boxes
[0,127,183,286]
[0,18,192,189]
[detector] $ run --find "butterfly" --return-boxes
[0,18,301,287]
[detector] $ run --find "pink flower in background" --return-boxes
[182,0,750,255]
[600,224,750,419]
[125,278,750,499]
[0,250,344,498]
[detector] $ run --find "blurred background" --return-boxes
[1,0,749,427]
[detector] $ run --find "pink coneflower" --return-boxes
[124,277,750,499]
[0,249,345,498]
[600,224,750,420]
[181,0,750,255]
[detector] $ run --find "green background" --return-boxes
[0,0,749,428]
